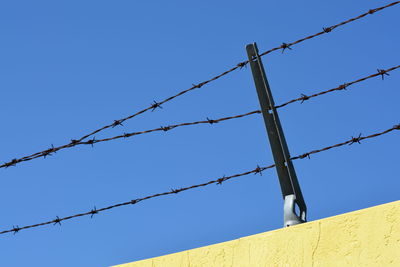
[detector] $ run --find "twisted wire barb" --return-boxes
[2,65,398,169]
[2,123,399,235]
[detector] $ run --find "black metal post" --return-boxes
[246,42,307,227]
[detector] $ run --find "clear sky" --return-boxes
[0,1,398,266]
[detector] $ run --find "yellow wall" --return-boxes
[114,201,400,267]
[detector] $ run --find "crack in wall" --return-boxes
[311,221,322,267]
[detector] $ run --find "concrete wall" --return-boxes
[114,200,400,267]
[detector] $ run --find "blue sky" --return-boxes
[0,1,399,266]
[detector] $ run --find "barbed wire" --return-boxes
[275,65,400,108]
[73,1,399,140]
[2,2,396,171]
[258,1,400,57]
[2,123,399,235]
[2,65,398,169]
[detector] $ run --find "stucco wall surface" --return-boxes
[114,200,400,267]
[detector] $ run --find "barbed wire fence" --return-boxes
[2,124,399,235]
[1,2,399,236]
[1,1,398,170]
[2,65,399,169]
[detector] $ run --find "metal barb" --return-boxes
[280,43,292,53]
[207,117,217,124]
[86,137,97,147]
[53,216,62,226]
[90,207,98,218]
[194,82,205,88]
[237,61,248,69]
[161,126,171,132]
[171,188,180,194]
[70,139,79,145]
[299,153,311,159]
[216,175,227,185]
[12,226,20,234]
[377,69,390,80]
[8,159,18,167]
[338,83,349,90]
[323,27,332,33]
[43,144,56,158]
[300,94,310,103]
[349,133,362,145]
[151,101,162,111]
[112,120,123,128]
[254,165,263,176]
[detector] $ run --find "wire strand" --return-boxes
[2,65,398,169]
[275,65,400,108]
[74,1,400,141]
[2,123,399,235]
[2,1,397,170]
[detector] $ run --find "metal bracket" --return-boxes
[246,42,307,227]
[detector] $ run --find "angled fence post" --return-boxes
[246,42,307,227]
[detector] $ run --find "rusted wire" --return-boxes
[275,65,400,109]
[81,111,261,144]
[2,65,398,169]
[0,111,262,169]
[258,1,400,57]
[2,123,398,235]
[77,1,399,142]
[2,1,396,170]
[291,124,400,160]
